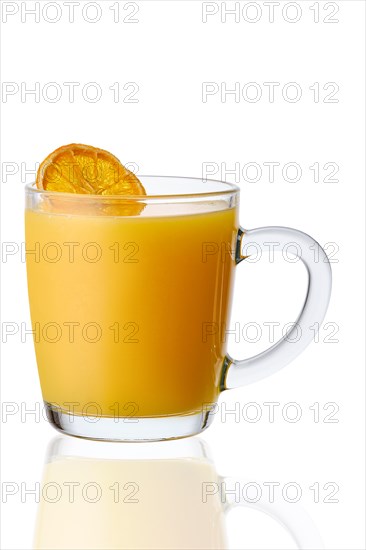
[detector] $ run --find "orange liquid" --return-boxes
[25,205,237,417]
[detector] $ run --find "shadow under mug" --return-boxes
[34,437,323,550]
[25,177,332,441]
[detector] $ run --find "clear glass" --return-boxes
[25,176,331,441]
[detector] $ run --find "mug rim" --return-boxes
[25,176,240,201]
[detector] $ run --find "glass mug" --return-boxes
[34,437,323,550]
[25,177,332,441]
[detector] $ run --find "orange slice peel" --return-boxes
[35,144,146,215]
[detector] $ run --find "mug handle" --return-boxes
[222,476,324,549]
[222,227,332,389]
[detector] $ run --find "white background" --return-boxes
[0,1,365,549]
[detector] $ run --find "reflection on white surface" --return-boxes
[34,437,323,550]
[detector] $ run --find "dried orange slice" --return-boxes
[36,144,146,196]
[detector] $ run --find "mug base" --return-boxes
[44,402,215,442]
